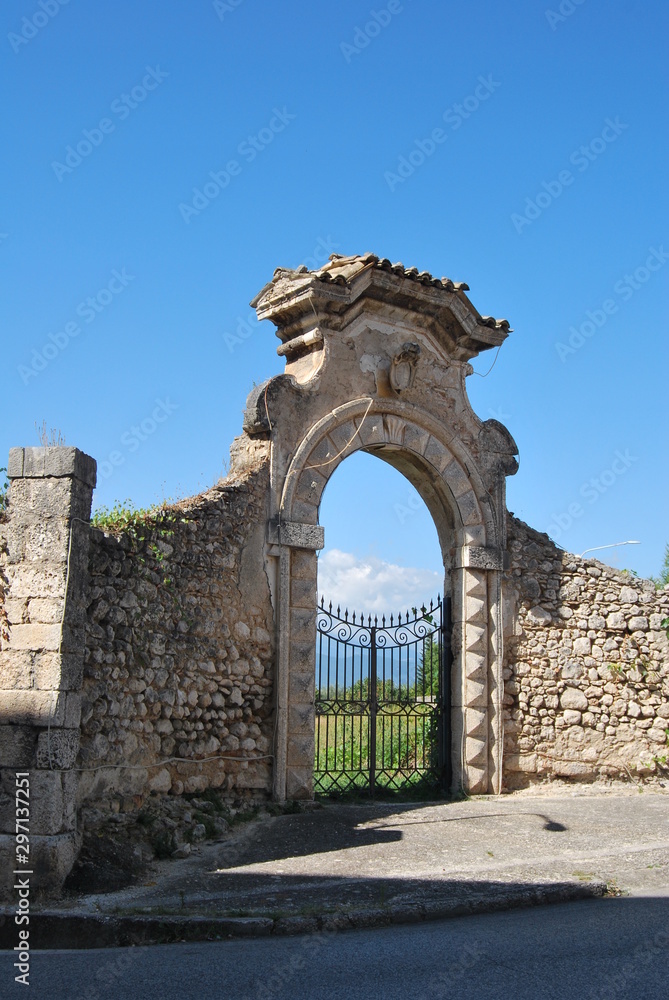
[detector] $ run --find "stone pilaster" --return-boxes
[0,447,96,898]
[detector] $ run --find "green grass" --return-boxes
[314,708,443,799]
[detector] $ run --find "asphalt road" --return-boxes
[3,891,669,999]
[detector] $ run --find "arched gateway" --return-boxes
[243,253,518,799]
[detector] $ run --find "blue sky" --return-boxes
[2,0,667,609]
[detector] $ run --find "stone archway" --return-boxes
[242,253,519,800]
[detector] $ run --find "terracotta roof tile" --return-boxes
[303,253,510,333]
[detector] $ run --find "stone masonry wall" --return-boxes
[78,439,276,815]
[0,516,8,655]
[503,514,669,788]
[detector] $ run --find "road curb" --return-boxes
[0,880,607,949]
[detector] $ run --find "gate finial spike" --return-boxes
[382,614,385,627]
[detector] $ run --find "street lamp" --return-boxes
[579,540,641,558]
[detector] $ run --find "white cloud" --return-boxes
[317,548,443,617]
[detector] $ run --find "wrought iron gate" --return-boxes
[314,595,451,796]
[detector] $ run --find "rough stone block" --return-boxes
[290,607,316,643]
[462,764,487,795]
[528,606,551,624]
[291,577,316,609]
[464,735,488,767]
[0,770,67,837]
[236,768,271,790]
[0,689,63,726]
[294,472,327,510]
[465,707,487,738]
[4,598,28,625]
[7,447,25,478]
[0,725,38,769]
[552,760,593,779]
[63,693,81,728]
[36,729,80,770]
[423,435,450,473]
[504,752,537,773]
[464,679,487,708]
[288,703,313,735]
[288,669,314,704]
[148,767,172,793]
[464,594,487,625]
[5,623,61,652]
[289,641,314,674]
[458,490,482,526]
[290,549,318,580]
[22,520,70,562]
[288,499,318,525]
[0,650,34,689]
[443,459,471,498]
[33,651,83,692]
[561,661,583,680]
[4,563,66,598]
[285,766,313,800]
[0,831,81,900]
[460,546,503,571]
[27,598,64,624]
[561,688,588,711]
[9,447,96,487]
[606,611,626,631]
